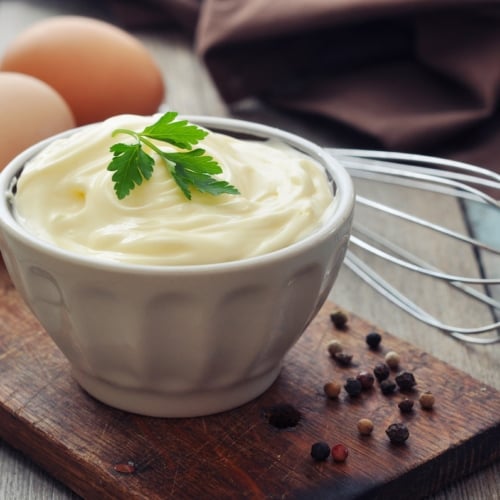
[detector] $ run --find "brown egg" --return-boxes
[0,16,166,125]
[0,72,76,169]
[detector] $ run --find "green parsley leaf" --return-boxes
[108,143,154,199]
[162,149,240,200]
[107,112,240,200]
[141,112,208,150]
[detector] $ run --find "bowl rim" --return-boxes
[0,115,354,275]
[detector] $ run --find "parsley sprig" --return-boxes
[107,112,240,200]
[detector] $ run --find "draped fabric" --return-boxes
[109,0,500,173]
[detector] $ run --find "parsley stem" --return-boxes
[111,128,140,141]
[112,129,174,166]
[136,136,168,159]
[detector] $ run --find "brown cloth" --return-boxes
[111,0,500,173]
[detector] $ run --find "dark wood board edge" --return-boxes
[1,368,499,500]
[1,289,499,499]
[0,405,111,499]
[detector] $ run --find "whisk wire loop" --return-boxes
[328,149,500,344]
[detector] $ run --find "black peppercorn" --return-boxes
[395,371,416,391]
[333,352,353,367]
[386,422,409,444]
[330,310,348,329]
[373,362,390,382]
[398,398,414,413]
[344,377,363,397]
[356,371,375,390]
[311,441,330,461]
[266,403,301,429]
[365,332,382,349]
[380,379,397,395]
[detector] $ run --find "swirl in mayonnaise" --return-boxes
[13,114,335,265]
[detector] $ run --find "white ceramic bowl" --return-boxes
[0,116,354,417]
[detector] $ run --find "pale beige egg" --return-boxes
[0,16,166,125]
[0,72,76,169]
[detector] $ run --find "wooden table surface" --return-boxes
[0,1,498,499]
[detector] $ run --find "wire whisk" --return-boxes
[327,148,500,344]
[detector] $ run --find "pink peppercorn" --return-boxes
[331,443,349,462]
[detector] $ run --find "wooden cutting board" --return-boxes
[0,262,498,500]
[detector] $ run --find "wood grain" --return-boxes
[0,262,498,499]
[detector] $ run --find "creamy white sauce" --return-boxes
[14,114,335,265]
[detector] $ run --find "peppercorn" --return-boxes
[419,391,435,410]
[385,351,400,370]
[311,442,330,461]
[327,340,343,357]
[395,371,416,391]
[330,310,348,329]
[373,362,390,382]
[380,379,397,395]
[398,398,414,413]
[332,352,353,367]
[365,332,382,349]
[113,461,136,474]
[266,403,301,428]
[357,418,374,436]
[323,381,342,399]
[331,443,349,462]
[385,422,409,444]
[356,371,375,390]
[344,377,363,397]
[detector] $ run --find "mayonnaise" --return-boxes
[13,114,335,265]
